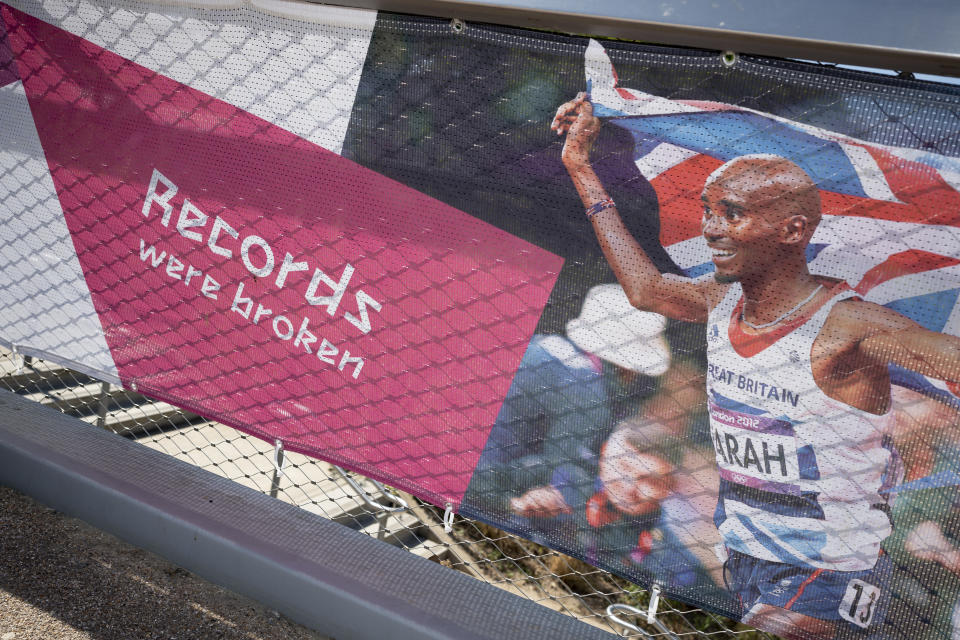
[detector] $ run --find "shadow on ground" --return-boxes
[0,486,330,640]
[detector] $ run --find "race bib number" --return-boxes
[839,579,881,629]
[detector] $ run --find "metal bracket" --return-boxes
[95,381,112,430]
[332,465,408,513]
[606,604,655,639]
[606,586,680,639]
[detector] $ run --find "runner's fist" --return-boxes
[551,93,600,168]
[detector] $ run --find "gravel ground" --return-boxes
[0,486,332,640]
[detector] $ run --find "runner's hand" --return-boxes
[550,92,587,135]
[551,93,601,168]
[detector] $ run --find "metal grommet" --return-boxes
[721,51,738,68]
[450,18,465,34]
[130,381,138,392]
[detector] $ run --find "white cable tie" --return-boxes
[12,345,23,374]
[272,439,288,479]
[443,502,454,533]
[647,585,661,625]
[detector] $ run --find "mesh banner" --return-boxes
[3,1,960,636]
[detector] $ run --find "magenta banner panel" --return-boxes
[0,4,562,506]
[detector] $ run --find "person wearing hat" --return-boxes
[464,284,669,517]
[464,285,723,595]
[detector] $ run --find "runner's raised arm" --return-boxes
[552,94,714,322]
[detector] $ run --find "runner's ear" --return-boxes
[780,214,809,245]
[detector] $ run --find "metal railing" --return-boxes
[0,346,776,638]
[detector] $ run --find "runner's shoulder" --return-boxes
[827,294,918,338]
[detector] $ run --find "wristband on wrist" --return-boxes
[585,198,615,219]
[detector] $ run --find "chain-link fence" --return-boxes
[0,346,778,638]
[0,3,776,634]
[4,2,960,639]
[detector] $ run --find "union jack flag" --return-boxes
[584,40,960,402]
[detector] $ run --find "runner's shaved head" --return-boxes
[705,155,822,240]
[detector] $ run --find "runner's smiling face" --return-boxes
[701,158,817,284]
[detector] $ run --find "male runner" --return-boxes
[552,93,960,639]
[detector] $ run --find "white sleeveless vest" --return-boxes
[706,283,897,571]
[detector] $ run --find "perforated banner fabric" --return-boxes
[3,2,960,637]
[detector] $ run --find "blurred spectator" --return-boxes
[468,284,669,519]
[463,284,731,600]
[882,386,960,640]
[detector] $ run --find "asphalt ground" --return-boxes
[0,486,331,640]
